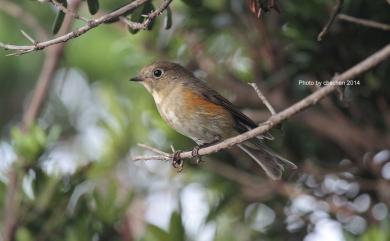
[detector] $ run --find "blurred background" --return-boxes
[0,0,390,240]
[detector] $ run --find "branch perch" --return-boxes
[337,14,390,31]
[134,43,390,165]
[0,0,173,55]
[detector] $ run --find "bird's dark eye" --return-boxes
[153,69,164,78]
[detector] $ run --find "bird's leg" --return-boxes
[172,150,184,172]
[191,145,203,164]
[191,138,220,165]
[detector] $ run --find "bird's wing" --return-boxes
[200,87,273,140]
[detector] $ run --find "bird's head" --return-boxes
[130,61,192,98]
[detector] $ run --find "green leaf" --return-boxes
[16,227,34,241]
[361,225,390,241]
[146,224,170,241]
[103,6,135,24]
[52,0,68,34]
[169,212,185,241]
[164,6,172,29]
[10,125,47,162]
[47,125,62,143]
[128,2,155,34]
[87,0,99,15]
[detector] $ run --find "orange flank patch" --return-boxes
[183,91,228,116]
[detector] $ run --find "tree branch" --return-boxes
[134,43,390,165]
[0,0,173,55]
[337,14,390,31]
[249,82,276,115]
[317,0,343,41]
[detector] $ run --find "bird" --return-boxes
[130,61,296,180]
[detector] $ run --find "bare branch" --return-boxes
[134,43,390,166]
[2,169,20,241]
[137,143,170,156]
[317,0,344,41]
[337,14,390,31]
[0,0,173,55]
[249,82,276,115]
[20,30,36,44]
[170,145,176,153]
[133,155,171,161]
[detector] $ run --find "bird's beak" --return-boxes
[130,76,142,82]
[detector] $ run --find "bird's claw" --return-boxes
[171,146,205,171]
[191,146,205,164]
[172,151,184,172]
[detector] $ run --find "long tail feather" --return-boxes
[238,143,296,180]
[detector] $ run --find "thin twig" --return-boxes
[133,155,171,161]
[338,14,390,31]
[20,30,36,44]
[0,0,173,55]
[170,145,176,153]
[133,43,390,164]
[249,82,276,115]
[317,0,344,41]
[119,16,149,29]
[137,143,170,156]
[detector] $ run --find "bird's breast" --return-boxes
[154,85,185,126]
[155,85,236,144]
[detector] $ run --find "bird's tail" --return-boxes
[237,143,297,180]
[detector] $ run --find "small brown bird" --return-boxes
[131,61,296,179]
